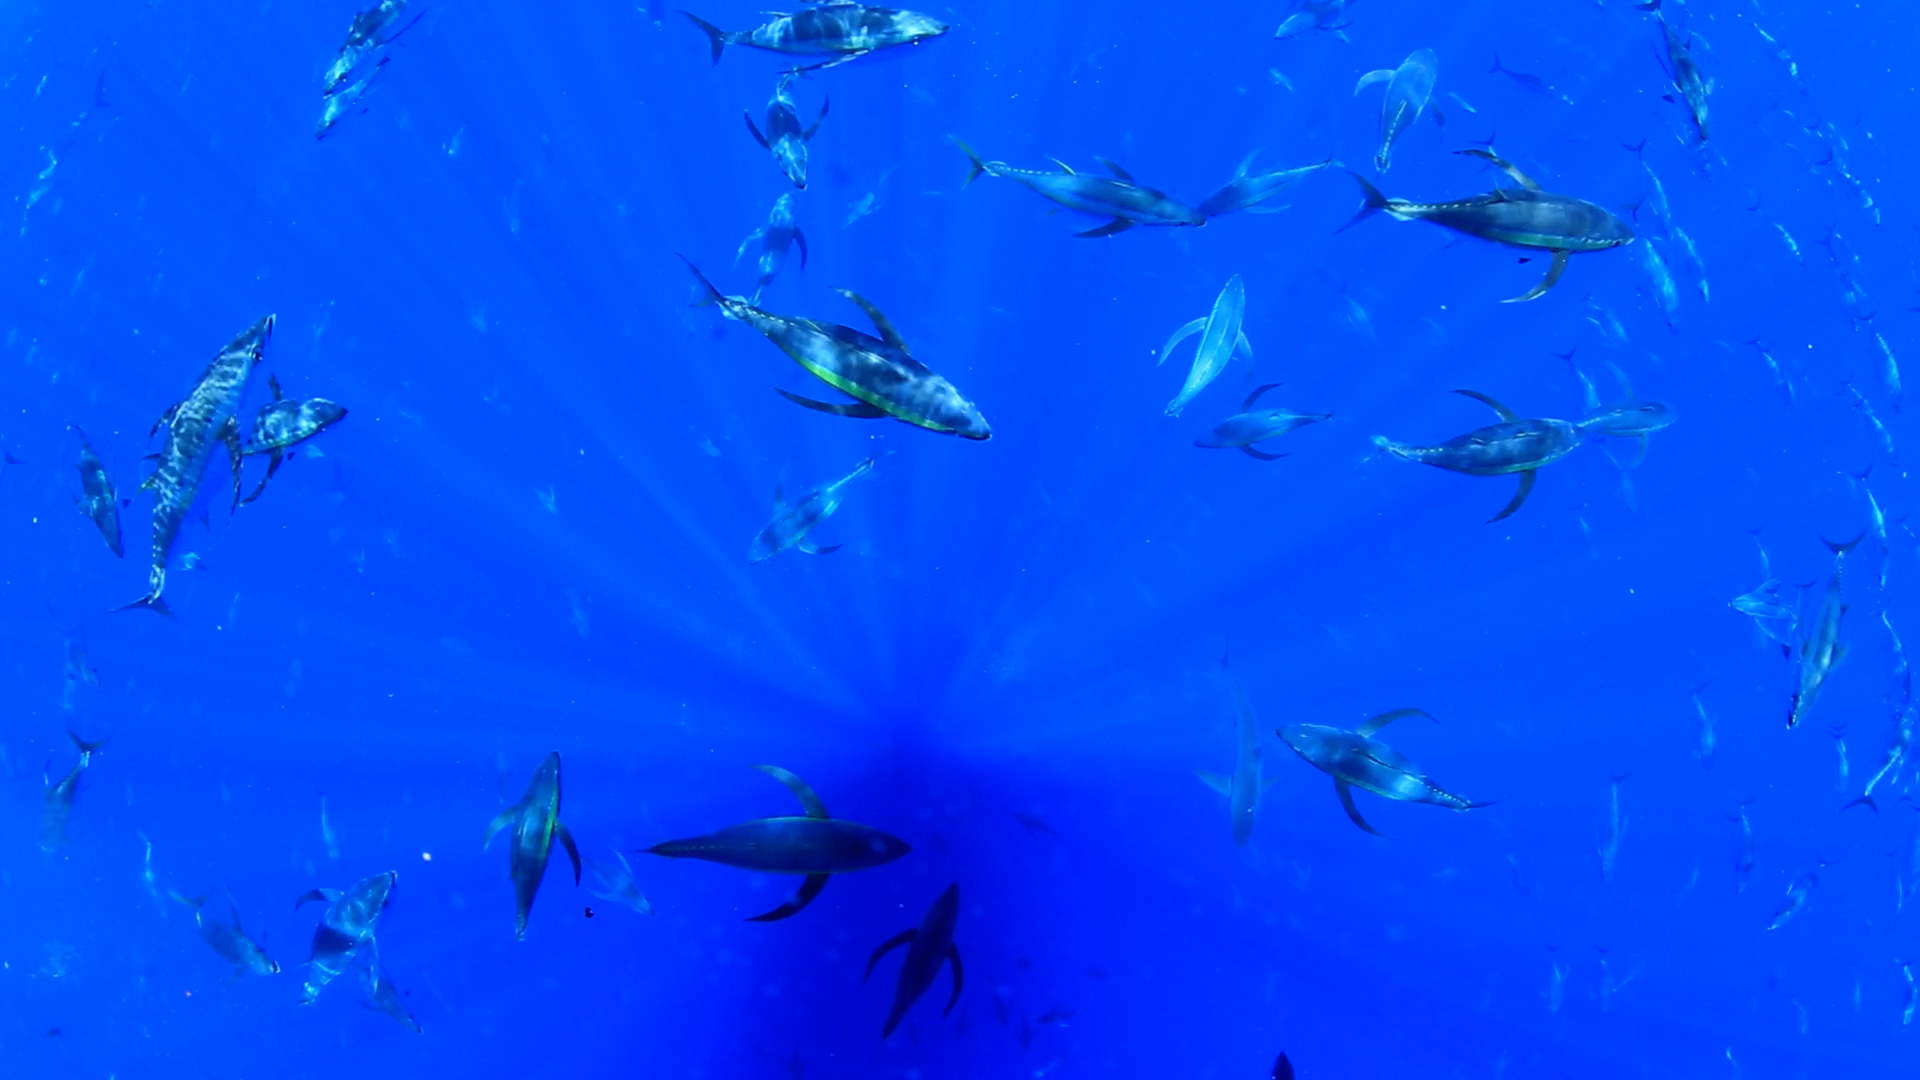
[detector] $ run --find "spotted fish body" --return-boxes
[751,455,876,562]
[71,425,122,557]
[124,315,272,615]
[684,261,990,439]
[684,2,947,71]
[485,752,581,941]
[866,883,964,1039]
[645,765,910,921]
[955,140,1205,237]
[1354,48,1437,172]
[296,871,396,1004]
[1278,711,1484,834]
[746,78,828,189]
[1379,418,1581,477]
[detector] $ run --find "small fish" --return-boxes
[317,58,388,140]
[1572,362,1674,463]
[1036,1007,1076,1027]
[1487,54,1552,96]
[684,3,948,73]
[175,891,280,978]
[1545,949,1566,1012]
[1340,150,1633,302]
[1447,90,1478,114]
[61,637,98,713]
[1789,535,1862,729]
[321,794,340,860]
[70,425,122,557]
[1691,689,1716,771]
[585,851,654,915]
[1851,705,1912,814]
[236,375,347,508]
[357,955,421,1033]
[484,753,581,940]
[1273,0,1356,40]
[1372,390,1582,522]
[1195,154,1333,218]
[644,765,910,922]
[323,1,415,95]
[1901,961,1917,1028]
[1638,0,1711,142]
[1600,773,1627,882]
[866,883,964,1039]
[954,139,1205,237]
[1193,383,1331,460]
[1353,49,1439,172]
[139,832,164,909]
[745,75,828,189]
[1012,812,1060,839]
[41,731,107,851]
[683,260,990,439]
[735,194,809,307]
[122,315,273,616]
[295,871,396,1003]
[1277,708,1487,835]
[1195,654,1280,846]
[1732,801,1755,891]
[751,455,877,562]
[1768,862,1822,930]
[1159,276,1252,417]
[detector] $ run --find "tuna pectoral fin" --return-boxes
[786,50,868,75]
[483,805,521,850]
[1077,218,1135,239]
[1632,434,1649,466]
[798,541,843,556]
[743,112,768,149]
[683,12,729,65]
[1488,469,1536,524]
[556,822,582,885]
[1242,383,1281,411]
[1353,68,1393,94]
[1158,317,1206,368]
[747,872,828,922]
[755,764,829,818]
[1196,769,1232,796]
[1235,331,1253,362]
[1335,780,1383,836]
[804,97,830,141]
[1502,250,1570,303]
[776,388,890,419]
[1356,708,1434,738]
[943,943,964,1015]
[864,928,916,982]
[1241,446,1286,461]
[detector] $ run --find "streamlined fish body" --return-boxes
[1194,383,1331,459]
[296,871,396,1003]
[1160,276,1252,417]
[751,455,876,562]
[41,732,106,850]
[685,2,947,72]
[485,753,581,940]
[1279,709,1485,835]
[1354,49,1438,171]
[1373,390,1581,522]
[954,139,1205,237]
[1789,536,1861,729]
[736,193,809,303]
[866,883,964,1039]
[746,77,828,189]
[70,425,122,557]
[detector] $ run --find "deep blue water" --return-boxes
[4,0,1917,1076]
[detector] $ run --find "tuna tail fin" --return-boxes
[171,891,210,911]
[950,136,987,185]
[1336,170,1390,233]
[1842,795,1878,815]
[115,591,173,618]
[69,731,108,756]
[682,12,728,65]
[1823,531,1867,558]
[678,256,726,307]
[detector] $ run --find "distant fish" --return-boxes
[1572,363,1674,463]
[69,425,122,557]
[323,1,415,95]
[1195,654,1280,846]
[684,3,948,73]
[1012,812,1060,839]
[175,892,280,978]
[1277,708,1488,835]
[1732,801,1755,891]
[735,193,809,305]
[484,752,581,940]
[866,882,964,1039]
[1193,383,1331,460]
[1339,150,1633,302]
[644,765,910,921]
[1487,54,1553,97]
[121,315,273,616]
[1372,390,1582,522]
[317,58,388,140]
[747,76,828,191]
[1353,49,1438,171]
[1194,154,1333,218]
[1690,689,1715,771]
[41,731,107,851]
[1768,862,1822,930]
[1637,0,1711,141]
[295,870,396,1003]
[1274,0,1357,40]
[750,455,877,562]
[1789,535,1862,729]
[953,138,1206,238]
[585,851,655,915]
[1159,275,1252,417]
[1600,773,1627,883]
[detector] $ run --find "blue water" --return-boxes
[4,0,1916,1076]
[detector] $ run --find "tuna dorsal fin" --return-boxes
[864,928,916,982]
[1242,383,1281,411]
[1335,779,1383,836]
[1452,388,1518,421]
[1356,707,1433,738]
[756,764,828,818]
[270,374,284,402]
[1353,68,1393,95]
[1048,157,1077,175]
[833,287,909,353]
[1094,156,1133,181]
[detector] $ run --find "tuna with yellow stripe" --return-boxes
[683,258,990,440]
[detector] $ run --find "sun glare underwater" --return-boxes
[3,0,1919,1077]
